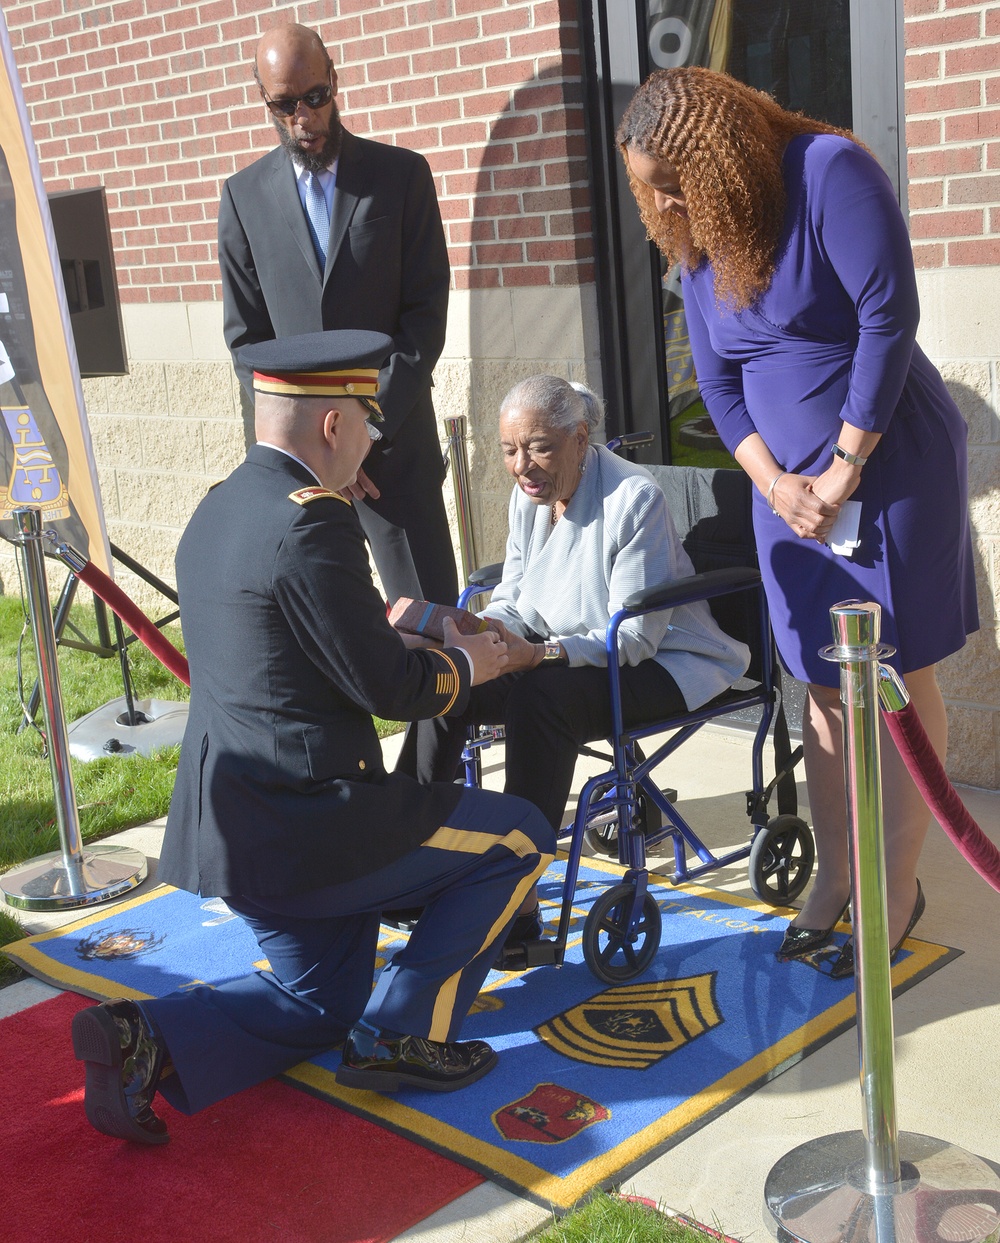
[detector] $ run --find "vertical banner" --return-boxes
[0,10,110,574]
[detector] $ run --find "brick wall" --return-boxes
[3,0,593,301]
[904,0,1000,268]
[904,1,1000,787]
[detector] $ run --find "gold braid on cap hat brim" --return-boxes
[252,368,381,412]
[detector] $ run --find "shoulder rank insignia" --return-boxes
[288,486,349,506]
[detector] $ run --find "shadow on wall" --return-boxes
[938,379,1000,788]
[457,64,598,568]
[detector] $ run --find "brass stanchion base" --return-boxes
[1,844,147,911]
[765,1131,1000,1243]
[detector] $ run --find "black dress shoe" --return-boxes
[381,906,424,932]
[830,881,925,980]
[776,901,849,962]
[335,1022,497,1093]
[72,999,169,1144]
[493,903,544,971]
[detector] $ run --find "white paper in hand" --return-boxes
[828,500,862,557]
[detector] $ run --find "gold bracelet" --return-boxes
[766,470,786,513]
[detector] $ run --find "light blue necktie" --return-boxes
[303,171,329,268]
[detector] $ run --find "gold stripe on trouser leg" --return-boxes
[426,849,555,1043]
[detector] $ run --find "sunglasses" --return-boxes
[262,79,333,118]
[357,395,384,441]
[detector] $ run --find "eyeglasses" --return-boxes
[358,395,383,441]
[261,79,333,118]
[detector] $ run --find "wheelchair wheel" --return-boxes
[748,814,815,905]
[582,882,662,984]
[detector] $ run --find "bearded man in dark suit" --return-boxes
[70,332,554,1145]
[218,22,457,607]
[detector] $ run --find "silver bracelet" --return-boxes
[766,470,786,513]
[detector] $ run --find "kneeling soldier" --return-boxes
[72,330,555,1143]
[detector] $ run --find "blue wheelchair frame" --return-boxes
[457,453,810,984]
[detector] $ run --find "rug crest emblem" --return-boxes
[492,1083,610,1144]
[535,973,722,1069]
[75,928,166,962]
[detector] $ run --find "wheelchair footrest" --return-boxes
[495,937,559,972]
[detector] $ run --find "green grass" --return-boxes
[530,1192,726,1243]
[0,593,188,875]
[0,591,190,979]
[669,402,740,471]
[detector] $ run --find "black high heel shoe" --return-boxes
[829,880,925,980]
[776,900,850,961]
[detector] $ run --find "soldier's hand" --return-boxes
[442,616,509,685]
[338,467,382,504]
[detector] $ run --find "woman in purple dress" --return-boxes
[617,67,977,976]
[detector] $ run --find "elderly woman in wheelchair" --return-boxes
[397,374,750,967]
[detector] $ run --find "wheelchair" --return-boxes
[457,448,812,986]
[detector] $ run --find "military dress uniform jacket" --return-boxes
[158,446,471,899]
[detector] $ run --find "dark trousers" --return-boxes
[397,660,687,831]
[355,409,458,607]
[144,787,554,1115]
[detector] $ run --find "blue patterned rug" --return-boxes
[4,855,957,1209]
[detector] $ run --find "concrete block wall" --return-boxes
[904,0,1000,787]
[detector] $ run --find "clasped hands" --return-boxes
[403,617,551,685]
[440,617,546,684]
[769,461,862,544]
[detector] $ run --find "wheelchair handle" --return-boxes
[622,565,761,613]
[606,431,655,453]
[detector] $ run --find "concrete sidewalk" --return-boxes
[3,722,999,1242]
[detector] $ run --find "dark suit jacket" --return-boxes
[158,446,471,898]
[217,129,449,446]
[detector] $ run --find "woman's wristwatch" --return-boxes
[831,442,868,467]
[540,641,567,664]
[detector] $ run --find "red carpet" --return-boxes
[2,991,482,1243]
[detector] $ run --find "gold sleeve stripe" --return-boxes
[432,650,462,715]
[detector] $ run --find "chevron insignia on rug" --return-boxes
[535,975,723,1069]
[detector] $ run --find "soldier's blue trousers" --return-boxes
[144,787,554,1114]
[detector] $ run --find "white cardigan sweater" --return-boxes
[482,445,750,710]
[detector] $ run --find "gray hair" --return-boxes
[499,374,605,435]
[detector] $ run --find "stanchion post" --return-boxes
[14,507,87,892]
[762,599,1000,1243]
[444,415,478,581]
[830,602,900,1186]
[0,508,148,911]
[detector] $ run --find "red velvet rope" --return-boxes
[74,559,190,687]
[882,701,1000,893]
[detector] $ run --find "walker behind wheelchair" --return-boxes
[458,449,812,985]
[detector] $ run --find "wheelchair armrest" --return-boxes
[468,562,504,589]
[623,565,761,612]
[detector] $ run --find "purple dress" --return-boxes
[683,133,978,686]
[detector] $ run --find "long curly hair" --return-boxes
[616,67,861,310]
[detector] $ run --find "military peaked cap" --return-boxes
[240,330,393,411]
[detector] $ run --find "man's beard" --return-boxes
[273,101,343,172]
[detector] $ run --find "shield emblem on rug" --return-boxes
[492,1083,610,1144]
[535,974,722,1069]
